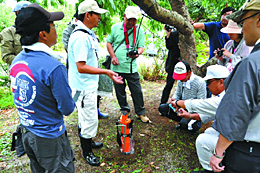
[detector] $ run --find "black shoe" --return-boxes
[175,124,181,130]
[92,141,103,149]
[85,152,100,166]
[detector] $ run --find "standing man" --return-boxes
[210,0,260,172]
[160,25,180,105]
[62,9,109,119]
[10,4,75,172]
[192,7,236,60]
[106,6,150,123]
[68,0,123,166]
[0,1,31,65]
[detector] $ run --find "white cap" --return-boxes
[78,0,107,15]
[203,65,230,80]
[173,61,190,80]
[125,6,140,19]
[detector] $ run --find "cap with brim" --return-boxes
[78,0,107,15]
[172,61,188,80]
[15,3,64,36]
[125,6,140,19]
[226,0,260,22]
[203,65,230,80]
[28,3,64,22]
[220,20,242,34]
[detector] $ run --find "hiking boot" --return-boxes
[135,114,150,123]
[85,152,100,166]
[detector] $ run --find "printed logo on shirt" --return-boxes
[10,61,36,126]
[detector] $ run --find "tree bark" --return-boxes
[131,0,198,72]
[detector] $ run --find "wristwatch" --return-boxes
[175,100,180,107]
[213,149,225,159]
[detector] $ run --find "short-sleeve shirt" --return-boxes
[106,22,145,73]
[68,21,99,91]
[204,21,230,60]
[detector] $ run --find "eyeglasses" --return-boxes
[50,24,58,29]
[237,12,260,28]
[206,79,217,87]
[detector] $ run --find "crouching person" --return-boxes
[10,4,75,172]
[171,65,230,173]
[159,61,206,134]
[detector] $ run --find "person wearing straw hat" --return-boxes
[0,1,31,65]
[192,7,236,60]
[214,19,252,72]
[210,0,260,172]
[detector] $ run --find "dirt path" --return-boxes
[0,80,206,172]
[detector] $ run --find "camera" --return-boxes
[127,50,139,57]
[217,49,224,57]
[165,24,175,32]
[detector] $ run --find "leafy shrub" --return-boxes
[138,55,166,81]
[196,42,209,66]
[0,132,15,161]
[0,4,15,32]
[194,30,209,66]
[0,87,15,110]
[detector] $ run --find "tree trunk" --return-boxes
[131,0,199,73]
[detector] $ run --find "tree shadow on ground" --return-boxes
[0,80,213,172]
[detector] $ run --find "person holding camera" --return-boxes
[210,0,260,172]
[106,6,150,123]
[192,7,236,60]
[159,25,180,105]
[214,20,252,72]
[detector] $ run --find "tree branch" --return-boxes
[131,0,193,35]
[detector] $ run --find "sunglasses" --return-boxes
[237,12,260,28]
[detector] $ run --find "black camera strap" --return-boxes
[72,29,99,59]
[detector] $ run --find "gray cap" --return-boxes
[12,1,31,12]
[226,0,260,22]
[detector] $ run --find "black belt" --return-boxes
[231,141,260,156]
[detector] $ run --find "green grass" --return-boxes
[0,87,15,110]
[0,132,16,161]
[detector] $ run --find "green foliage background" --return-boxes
[0,0,246,109]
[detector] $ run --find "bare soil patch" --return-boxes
[0,80,212,172]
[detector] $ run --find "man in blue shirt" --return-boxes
[10,4,75,172]
[192,7,235,60]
